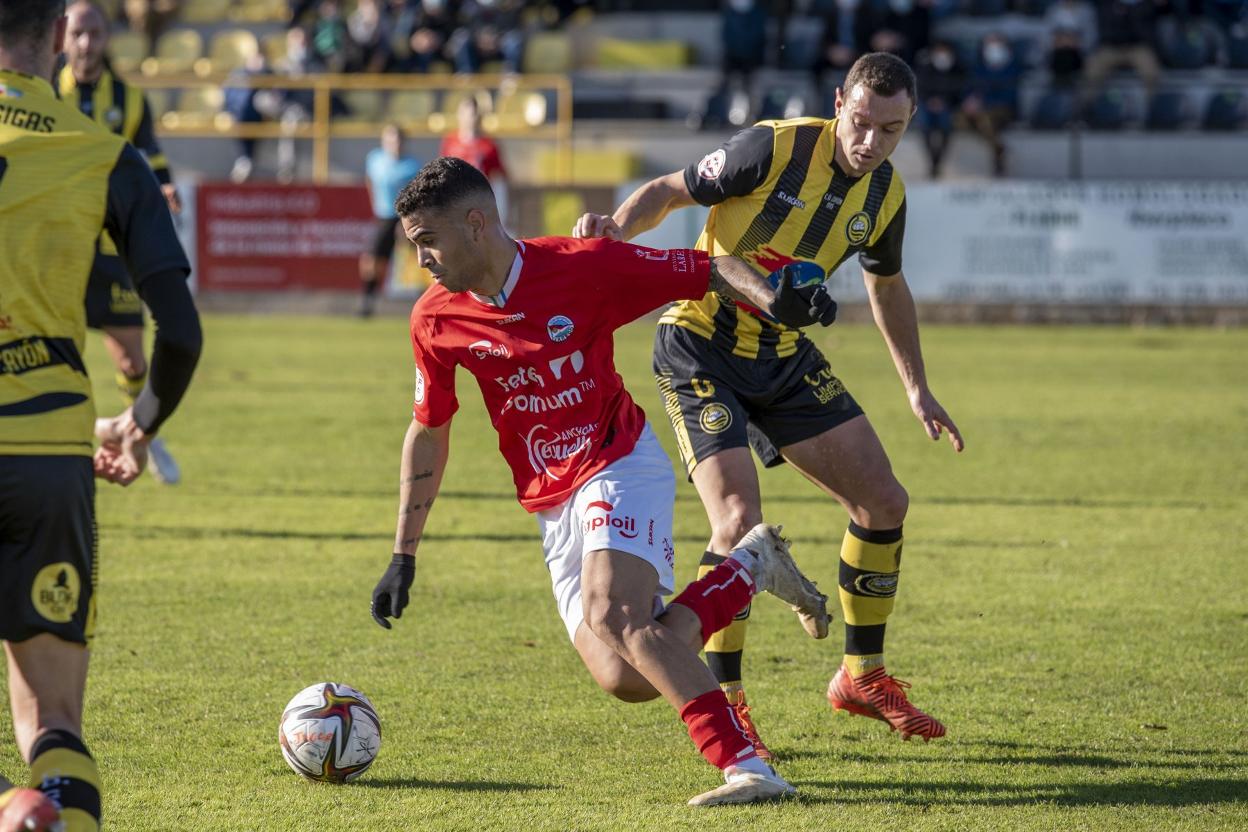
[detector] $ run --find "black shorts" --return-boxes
[371,217,401,260]
[84,252,144,330]
[0,456,97,644]
[653,324,864,477]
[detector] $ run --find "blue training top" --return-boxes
[366,148,422,219]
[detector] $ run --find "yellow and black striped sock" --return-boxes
[839,522,903,678]
[115,369,146,406]
[698,551,751,692]
[29,730,100,832]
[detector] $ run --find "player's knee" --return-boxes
[866,481,909,528]
[711,499,763,552]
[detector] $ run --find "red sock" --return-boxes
[679,689,758,770]
[670,556,756,644]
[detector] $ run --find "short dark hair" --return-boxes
[394,156,494,218]
[0,0,67,48]
[844,52,917,105]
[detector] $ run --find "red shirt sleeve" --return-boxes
[575,238,709,327]
[483,141,506,180]
[409,306,459,427]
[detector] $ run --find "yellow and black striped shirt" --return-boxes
[664,117,907,360]
[0,69,188,454]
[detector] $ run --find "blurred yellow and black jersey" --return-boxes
[0,69,155,455]
[665,117,907,360]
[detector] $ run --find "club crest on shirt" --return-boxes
[697,149,726,180]
[546,315,574,343]
[845,211,872,245]
[0,83,22,99]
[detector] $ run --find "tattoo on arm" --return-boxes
[404,470,434,484]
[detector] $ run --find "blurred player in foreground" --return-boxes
[359,123,421,318]
[59,0,184,483]
[0,2,203,829]
[369,158,835,806]
[575,52,963,752]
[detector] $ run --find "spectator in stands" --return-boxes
[349,0,393,73]
[224,53,275,183]
[1204,0,1248,32]
[914,39,965,177]
[721,0,768,90]
[440,95,507,184]
[876,0,933,65]
[1044,0,1098,54]
[1085,0,1162,97]
[124,0,179,51]
[290,0,319,25]
[312,0,351,73]
[360,124,422,317]
[449,0,526,74]
[1048,28,1086,88]
[394,0,458,73]
[813,0,880,89]
[957,32,1022,176]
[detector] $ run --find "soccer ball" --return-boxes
[278,682,381,783]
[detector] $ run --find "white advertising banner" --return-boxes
[848,182,1248,305]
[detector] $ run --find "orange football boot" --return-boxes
[827,665,946,741]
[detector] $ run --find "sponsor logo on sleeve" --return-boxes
[697,149,727,180]
[845,211,873,245]
[469,339,511,359]
[414,367,426,404]
[546,315,574,343]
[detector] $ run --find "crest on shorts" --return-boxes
[697,149,727,181]
[32,562,80,624]
[845,211,872,245]
[699,402,732,435]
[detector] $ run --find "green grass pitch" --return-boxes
[3,315,1245,831]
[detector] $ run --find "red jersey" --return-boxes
[438,134,506,180]
[410,237,710,512]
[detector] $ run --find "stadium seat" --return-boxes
[494,90,547,130]
[1203,90,1246,131]
[143,87,172,120]
[107,30,148,75]
[1145,90,1190,131]
[757,86,808,121]
[535,149,638,185]
[262,32,287,66]
[594,39,689,71]
[1083,89,1132,131]
[385,90,437,129]
[160,87,225,129]
[336,90,384,125]
[197,29,259,76]
[229,0,289,23]
[142,29,203,76]
[522,32,572,74]
[1029,89,1075,130]
[780,18,825,71]
[1158,21,1217,70]
[180,0,232,24]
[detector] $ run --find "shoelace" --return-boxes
[863,674,913,710]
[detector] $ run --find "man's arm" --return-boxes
[371,417,451,628]
[864,269,964,452]
[711,256,838,327]
[577,171,698,241]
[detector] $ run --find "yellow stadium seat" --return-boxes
[594,39,689,71]
[196,29,259,76]
[494,90,547,130]
[262,32,287,66]
[141,29,203,76]
[535,148,638,186]
[108,31,149,75]
[385,90,436,129]
[143,87,173,119]
[522,32,572,74]
[181,0,232,24]
[161,87,225,129]
[542,191,585,237]
[337,90,385,124]
[229,0,289,23]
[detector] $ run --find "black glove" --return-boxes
[767,264,838,328]
[371,554,415,629]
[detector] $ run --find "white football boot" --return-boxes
[688,764,797,807]
[733,523,829,638]
[147,437,181,485]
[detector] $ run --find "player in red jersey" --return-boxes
[369,158,836,806]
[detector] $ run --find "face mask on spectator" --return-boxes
[932,49,954,72]
[889,0,914,13]
[983,42,1012,68]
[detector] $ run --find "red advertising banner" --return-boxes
[196,183,376,291]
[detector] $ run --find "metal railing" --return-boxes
[133,72,573,183]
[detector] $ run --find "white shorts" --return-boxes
[536,424,677,642]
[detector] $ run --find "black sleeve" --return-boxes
[682,125,774,206]
[104,144,202,435]
[132,97,172,185]
[858,198,906,277]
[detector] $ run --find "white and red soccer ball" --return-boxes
[278,682,381,783]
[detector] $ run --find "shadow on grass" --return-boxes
[794,777,1248,807]
[353,777,554,793]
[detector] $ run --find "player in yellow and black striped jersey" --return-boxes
[574,53,964,751]
[0,2,201,829]
[58,0,185,484]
